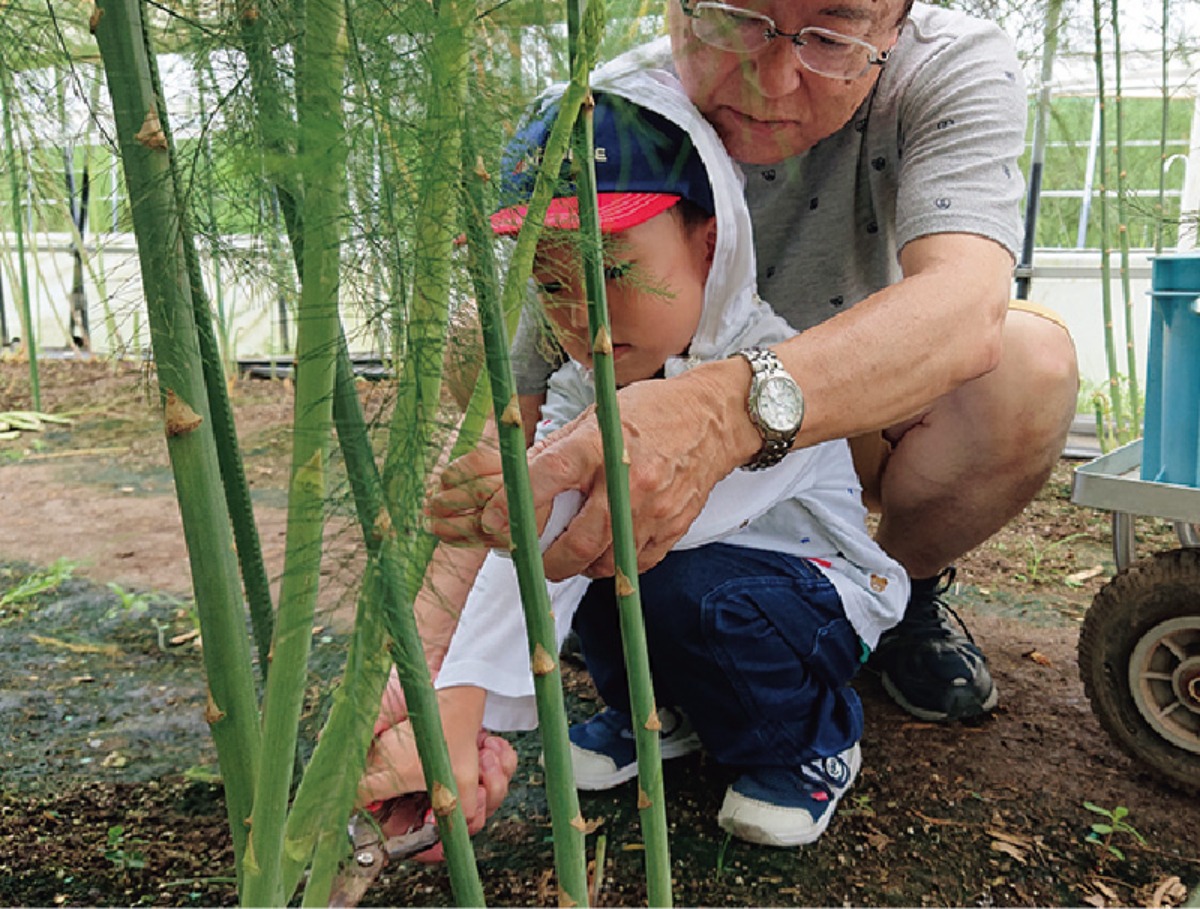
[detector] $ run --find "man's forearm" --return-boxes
[777,234,1011,447]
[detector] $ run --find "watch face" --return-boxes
[759,375,804,433]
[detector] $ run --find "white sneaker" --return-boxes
[718,742,861,846]
[567,706,702,791]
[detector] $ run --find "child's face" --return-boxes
[532,207,716,386]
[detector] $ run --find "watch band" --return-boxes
[731,347,804,471]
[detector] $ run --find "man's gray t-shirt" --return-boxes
[742,3,1025,331]
[513,2,1026,390]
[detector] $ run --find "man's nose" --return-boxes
[747,37,801,98]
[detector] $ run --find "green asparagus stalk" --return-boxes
[567,64,675,909]
[1091,0,1124,451]
[240,0,348,900]
[460,99,592,905]
[285,337,487,907]
[140,15,276,678]
[1109,0,1140,437]
[567,0,673,902]
[91,0,261,877]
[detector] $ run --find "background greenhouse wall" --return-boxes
[1,0,1198,391]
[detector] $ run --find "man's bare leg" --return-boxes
[870,309,1079,720]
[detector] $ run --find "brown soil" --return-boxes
[1,358,1197,908]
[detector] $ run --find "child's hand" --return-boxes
[409,730,517,863]
[427,446,510,547]
[374,666,413,736]
[359,684,517,863]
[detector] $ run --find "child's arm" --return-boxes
[373,541,488,732]
[436,685,488,822]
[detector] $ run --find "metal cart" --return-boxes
[1071,438,1200,795]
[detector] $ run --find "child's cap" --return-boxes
[490,92,714,236]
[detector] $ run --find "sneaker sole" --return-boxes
[880,673,999,722]
[570,731,703,791]
[717,745,862,847]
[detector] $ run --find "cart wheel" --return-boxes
[1078,548,1200,795]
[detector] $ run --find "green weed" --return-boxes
[715,831,733,878]
[1083,801,1146,862]
[0,559,77,617]
[103,824,147,874]
[843,793,876,817]
[106,582,158,618]
[1014,533,1088,584]
[105,582,188,650]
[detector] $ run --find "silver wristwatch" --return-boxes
[731,347,805,471]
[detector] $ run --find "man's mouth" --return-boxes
[720,106,800,128]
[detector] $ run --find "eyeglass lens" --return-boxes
[690,4,877,79]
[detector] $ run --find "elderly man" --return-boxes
[445,0,1077,720]
[367,0,1079,833]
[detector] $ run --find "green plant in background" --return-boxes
[1087,0,1143,452]
[0,63,38,409]
[105,582,160,618]
[1090,376,1147,454]
[1107,0,1140,440]
[1153,0,1171,255]
[1016,532,1088,584]
[1083,801,1146,862]
[103,824,147,874]
[0,558,76,610]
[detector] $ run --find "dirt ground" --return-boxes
[1,358,1198,908]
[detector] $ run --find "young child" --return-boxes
[365,70,908,848]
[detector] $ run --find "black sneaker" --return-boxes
[871,568,997,721]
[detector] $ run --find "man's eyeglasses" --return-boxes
[679,0,892,80]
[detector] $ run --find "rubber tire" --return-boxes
[1078,548,1200,796]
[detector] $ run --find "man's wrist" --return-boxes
[730,347,805,470]
[685,357,765,473]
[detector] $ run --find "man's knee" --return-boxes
[948,308,1078,446]
[1004,307,1080,415]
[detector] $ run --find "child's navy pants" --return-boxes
[572,542,865,768]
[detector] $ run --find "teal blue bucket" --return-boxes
[1141,253,1200,487]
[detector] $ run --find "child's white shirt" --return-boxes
[435,68,909,731]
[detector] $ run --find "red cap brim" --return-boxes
[490,192,680,236]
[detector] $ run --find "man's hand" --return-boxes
[426,445,510,547]
[428,367,751,580]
